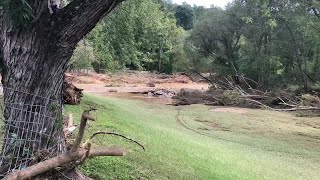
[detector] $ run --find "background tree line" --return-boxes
[70,0,320,91]
[183,0,320,92]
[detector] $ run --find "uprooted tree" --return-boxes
[0,0,127,179]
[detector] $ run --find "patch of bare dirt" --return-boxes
[66,71,193,85]
[66,73,109,84]
[69,72,209,94]
[211,107,249,114]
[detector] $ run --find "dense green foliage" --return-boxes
[0,0,34,29]
[85,0,183,73]
[174,3,194,30]
[70,0,320,91]
[183,0,320,90]
[70,40,96,72]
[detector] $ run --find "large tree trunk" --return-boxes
[0,17,70,177]
[0,0,124,178]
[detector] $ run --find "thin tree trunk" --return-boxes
[285,23,310,93]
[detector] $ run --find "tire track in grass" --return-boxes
[174,107,320,158]
[175,107,241,144]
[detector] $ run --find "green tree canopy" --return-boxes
[174,3,194,30]
[88,0,183,73]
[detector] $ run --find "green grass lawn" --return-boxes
[65,94,320,180]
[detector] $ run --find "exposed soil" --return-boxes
[66,71,194,85]
[74,83,208,94]
[211,107,249,114]
[68,72,209,104]
[66,73,109,84]
[95,92,174,105]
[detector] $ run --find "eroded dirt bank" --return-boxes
[67,72,209,103]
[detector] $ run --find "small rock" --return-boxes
[146,83,156,87]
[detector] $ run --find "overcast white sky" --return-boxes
[172,0,233,8]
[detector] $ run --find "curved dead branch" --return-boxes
[87,132,145,151]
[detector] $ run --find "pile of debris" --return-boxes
[147,89,175,98]
[173,89,224,106]
[134,88,175,98]
[173,75,320,114]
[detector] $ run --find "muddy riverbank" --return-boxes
[70,72,209,104]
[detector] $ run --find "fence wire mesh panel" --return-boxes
[0,87,64,178]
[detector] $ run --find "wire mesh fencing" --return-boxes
[0,87,65,178]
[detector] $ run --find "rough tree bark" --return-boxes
[0,0,124,178]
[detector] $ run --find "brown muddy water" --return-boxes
[96,92,174,104]
[76,82,209,104]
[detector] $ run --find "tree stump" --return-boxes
[63,79,83,105]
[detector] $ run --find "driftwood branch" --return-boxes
[71,108,96,152]
[242,98,274,110]
[6,108,141,180]
[191,70,214,84]
[6,146,125,180]
[273,107,320,111]
[87,132,145,151]
[277,97,297,107]
[243,97,320,111]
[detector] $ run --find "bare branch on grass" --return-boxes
[6,107,144,180]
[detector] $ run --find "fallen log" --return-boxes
[273,107,320,112]
[6,147,125,180]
